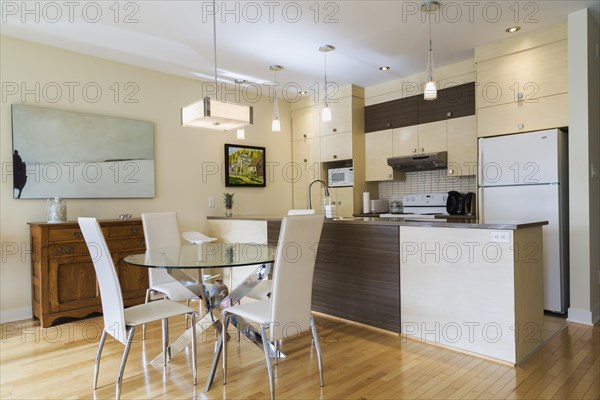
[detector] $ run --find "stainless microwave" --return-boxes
[328,167,354,187]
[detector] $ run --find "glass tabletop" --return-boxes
[124,243,276,269]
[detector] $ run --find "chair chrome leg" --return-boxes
[222,311,229,384]
[116,327,135,400]
[274,341,279,365]
[191,312,197,385]
[261,323,275,400]
[310,316,324,387]
[183,299,190,330]
[93,330,108,390]
[142,289,151,340]
[162,318,170,365]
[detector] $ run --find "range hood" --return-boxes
[387,151,448,171]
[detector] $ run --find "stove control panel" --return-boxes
[403,193,448,207]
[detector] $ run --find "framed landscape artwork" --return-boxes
[224,144,266,187]
[11,104,155,199]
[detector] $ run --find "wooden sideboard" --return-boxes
[29,219,148,327]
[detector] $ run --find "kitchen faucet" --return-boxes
[307,179,330,210]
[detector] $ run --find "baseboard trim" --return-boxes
[567,306,598,326]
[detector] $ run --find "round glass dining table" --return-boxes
[124,242,276,270]
[124,242,277,391]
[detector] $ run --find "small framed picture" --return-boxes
[224,144,266,187]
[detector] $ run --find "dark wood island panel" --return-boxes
[267,221,400,333]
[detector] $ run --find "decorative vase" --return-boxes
[225,207,233,217]
[47,196,67,223]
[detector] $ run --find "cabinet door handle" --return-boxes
[448,168,454,175]
[333,155,337,159]
[387,122,391,128]
[333,128,337,133]
[517,123,524,129]
[412,148,417,154]
[420,148,425,153]
[129,228,141,235]
[303,134,307,138]
[303,158,308,163]
[447,112,452,117]
[72,231,83,238]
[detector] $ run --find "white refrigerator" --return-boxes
[478,129,569,313]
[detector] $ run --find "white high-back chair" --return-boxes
[141,212,201,338]
[222,214,325,400]
[78,218,197,399]
[245,209,315,302]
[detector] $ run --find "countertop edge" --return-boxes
[206,216,548,230]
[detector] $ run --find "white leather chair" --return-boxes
[78,218,197,400]
[222,214,325,400]
[245,209,316,301]
[141,212,202,339]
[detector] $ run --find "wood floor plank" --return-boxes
[0,315,597,399]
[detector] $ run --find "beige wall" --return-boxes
[0,36,293,323]
[567,10,600,325]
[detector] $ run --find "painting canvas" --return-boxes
[11,104,155,198]
[225,144,266,187]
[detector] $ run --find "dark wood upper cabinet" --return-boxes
[364,96,418,132]
[364,82,475,132]
[417,82,475,124]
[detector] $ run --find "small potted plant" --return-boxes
[223,192,234,217]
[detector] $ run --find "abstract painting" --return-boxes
[11,104,155,198]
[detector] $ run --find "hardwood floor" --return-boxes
[1,314,598,399]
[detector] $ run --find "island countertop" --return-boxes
[206,215,548,230]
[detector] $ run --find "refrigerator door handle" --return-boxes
[478,187,484,220]
[478,139,484,187]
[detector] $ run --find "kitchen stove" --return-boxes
[380,193,448,218]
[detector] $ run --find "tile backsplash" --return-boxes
[378,170,476,201]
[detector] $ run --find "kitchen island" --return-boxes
[207,215,547,365]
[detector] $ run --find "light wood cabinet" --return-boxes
[392,123,447,157]
[475,26,568,137]
[366,116,475,181]
[476,40,567,108]
[292,137,322,209]
[392,125,420,157]
[365,129,394,181]
[447,115,478,176]
[29,219,148,327]
[329,187,355,217]
[320,97,353,136]
[320,132,353,162]
[417,121,447,154]
[291,85,365,213]
[291,106,319,141]
[478,94,568,138]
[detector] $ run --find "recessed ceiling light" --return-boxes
[505,26,521,33]
[234,78,248,84]
[379,66,391,71]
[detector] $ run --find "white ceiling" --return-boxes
[2,1,599,94]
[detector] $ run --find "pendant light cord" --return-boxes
[324,51,328,106]
[212,0,218,98]
[427,8,434,81]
